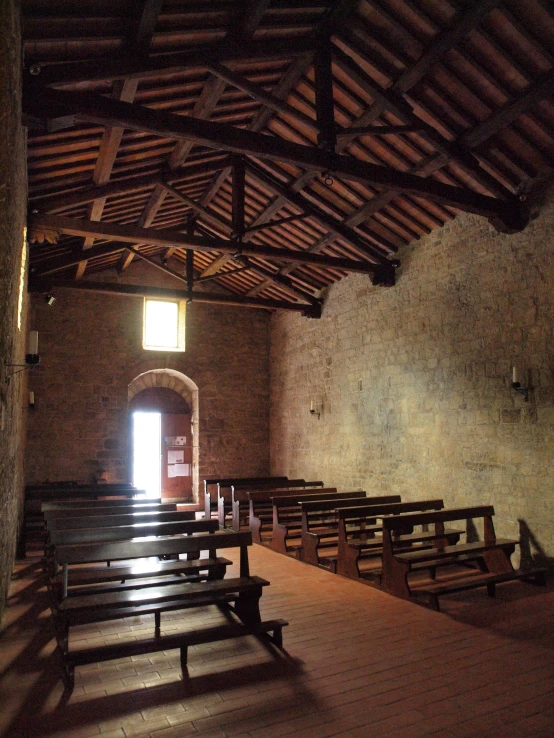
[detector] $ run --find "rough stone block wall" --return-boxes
[271,188,554,563]
[0,0,28,619]
[25,261,270,503]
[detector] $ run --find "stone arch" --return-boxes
[128,369,199,501]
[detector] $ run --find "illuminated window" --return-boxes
[143,298,186,351]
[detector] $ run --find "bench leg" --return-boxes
[155,612,161,636]
[234,589,262,626]
[180,646,188,668]
[486,582,496,598]
[272,624,283,649]
[428,566,436,580]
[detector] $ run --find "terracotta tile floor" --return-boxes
[1,545,554,738]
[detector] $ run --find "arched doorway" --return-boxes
[128,369,199,502]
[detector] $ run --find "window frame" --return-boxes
[142,297,186,352]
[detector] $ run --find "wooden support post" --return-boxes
[232,155,246,245]
[314,39,336,152]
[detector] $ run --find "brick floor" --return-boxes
[1,546,553,738]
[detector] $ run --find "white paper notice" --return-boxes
[174,463,191,477]
[168,450,184,464]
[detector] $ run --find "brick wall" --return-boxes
[0,0,28,619]
[26,261,270,502]
[270,188,554,562]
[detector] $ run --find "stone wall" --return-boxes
[0,0,28,619]
[26,261,270,502]
[270,188,554,563]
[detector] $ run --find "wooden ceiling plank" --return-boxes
[200,254,232,278]
[29,214,381,275]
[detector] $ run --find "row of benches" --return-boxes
[29,484,288,692]
[202,479,547,611]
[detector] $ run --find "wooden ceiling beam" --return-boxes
[128,0,164,55]
[32,158,232,214]
[199,254,232,278]
[207,62,318,134]
[24,37,317,88]
[314,38,336,151]
[28,214,382,275]
[163,183,233,235]
[118,183,168,270]
[26,88,524,230]
[29,280,320,316]
[232,155,246,240]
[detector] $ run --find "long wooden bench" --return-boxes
[220,478,308,529]
[21,485,147,556]
[335,499,462,581]
[46,509,196,531]
[230,480,325,532]
[380,506,547,610]
[249,487,337,544]
[42,502,176,519]
[271,491,369,556]
[203,476,288,521]
[300,495,402,570]
[49,530,287,691]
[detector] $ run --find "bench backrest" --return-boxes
[337,499,444,521]
[43,502,173,517]
[249,486,335,503]
[272,490,365,509]
[46,509,195,531]
[27,486,146,502]
[228,478,310,503]
[205,476,287,492]
[381,505,495,532]
[54,530,253,575]
[300,495,401,533]
[48,518,218,546]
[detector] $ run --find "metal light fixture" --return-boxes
[5,331,40,383]
[309,399,320,420]
[511,366,529,401]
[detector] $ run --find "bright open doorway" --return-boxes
[132,411,161,498]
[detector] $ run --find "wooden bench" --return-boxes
[230,480,325,532]
[203,476,288,521]
[300,495,402,570]
[271,491,369,556]
[380,506,547,610]
[219,478,308,529]
[21,485,147,556]
[335,499,462,581]
[42,502,176,519]
[46,509,196,531]
[249,487,337,544]
[49,530,287,691]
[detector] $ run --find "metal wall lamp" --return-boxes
[5,331,40,383]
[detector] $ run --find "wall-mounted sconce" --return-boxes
[309,399,320,420]
[45,293,56,306]
[5,331,40,383]
[512,366,529,402]
[28,391,36,409]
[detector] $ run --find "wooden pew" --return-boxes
[20,486,147,556]
[300,495,402,570]
[219,478,305,529]
[49,530,287,691]
[230,480,325,532]
[249,487,337,544]
[271,491,368,557]
[380,506,547,610]
[46,509,196,531]
[336,500,462,581]
[42,499,162,511]
[203,476,288,521]
[43,502,175,519]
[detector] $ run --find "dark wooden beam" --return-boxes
[29,280,320,317]
[119,183,168,271]
[336,124,425,139]
[245,161,394,263]
[199,254,232,278]
[31,158,232,214]
[227,0,271,43]
[232,155,246,241]
[207,62,318,133]
[195,265,251,284]
[162,182,232,236]
[314,39,336,151]
[25,38,317,88]
[128,0,163,55]
[28,214,382,275]
[244,213,308,233]
[26,88,525,230]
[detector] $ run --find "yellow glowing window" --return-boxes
[143,298,186,351]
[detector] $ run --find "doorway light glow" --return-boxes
[132,411,161,499]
